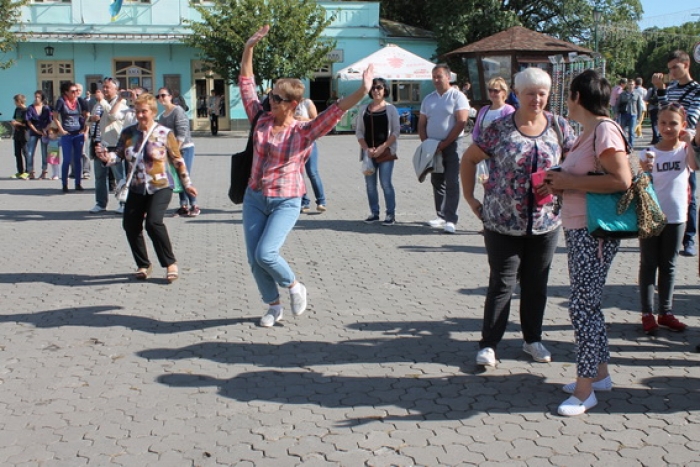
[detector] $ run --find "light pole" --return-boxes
[593,7,602,53]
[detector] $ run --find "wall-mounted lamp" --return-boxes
[44,45,55,57]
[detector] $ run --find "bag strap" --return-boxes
[125,123,158,187]
[677,81,700,106]
[244,110,263,154]
[592,119,631,173]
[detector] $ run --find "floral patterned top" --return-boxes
[476,113,575,236]
[112,123,191,196]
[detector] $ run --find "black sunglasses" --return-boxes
[268,91,291,104]
[157,93,170,99]
[372,85,384,91]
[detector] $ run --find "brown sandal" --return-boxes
[135,265,152,280]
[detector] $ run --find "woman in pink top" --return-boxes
[470,77,516,144]
[240,25,373,328]
[543,70,632,416]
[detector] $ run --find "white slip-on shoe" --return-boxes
[290,283,307,316]
[260,307,284,327]
[89,204,106,213]
[562,375,613,394]
[558,392,597,416]
[443,222,456,234]
[476,347,497,367]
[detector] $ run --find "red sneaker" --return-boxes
[657,313,688,332]
[642,313,658,335]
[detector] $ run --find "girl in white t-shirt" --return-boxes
[638,103,697,335]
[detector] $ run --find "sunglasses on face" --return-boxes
[372,85,384,91]
[488,88,503,93]
[268,92,291,104]
[157,94,170,99]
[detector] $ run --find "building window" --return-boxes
[32,0,71,3]
[37,60,74,106]
[391,82,421,104]
[114,59,154,93]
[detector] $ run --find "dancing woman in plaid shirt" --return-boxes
[240,25,374,327]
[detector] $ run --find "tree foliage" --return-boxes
[634,21,700,82]
[0,0,28,70]
[184,0,336,87]
[362,0,644,79]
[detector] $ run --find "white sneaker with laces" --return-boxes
[290,283,307,316]
[89,204,106,213]
[443,222,456,234]
[115,205,125,214]
[476,347,497,367]
[523,342,552,363]
[428,218,446,228]
[562,375,613,394]
[260,307,284,327]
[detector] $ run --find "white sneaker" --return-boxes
[115,205,125,214]
[428,218,446,227]
[443,222,456,234]
[476,347,497,367]
[88,204,106,213]
[260,307,284,327]
[558,392,597,416]
[523,342,552,363]
[562,375,613,394]
[290,283,307,316]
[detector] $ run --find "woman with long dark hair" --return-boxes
[53,82,89,192]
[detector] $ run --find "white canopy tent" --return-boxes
[336,44,456,81]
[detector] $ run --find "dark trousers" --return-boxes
[480,228,560,349]
[123,188,176,269]
[639,223,685,314]
[649,108,660,144]
[430,139,461,224]
[13,138,27,174]
[684,172,697,246]
[210,113,219,135]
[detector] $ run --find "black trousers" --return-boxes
[480,228,560,349]
[123,188,176,269]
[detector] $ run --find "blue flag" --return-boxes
[110,0,123,21]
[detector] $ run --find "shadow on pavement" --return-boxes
[0,305,253,333]
[155,369,700,421]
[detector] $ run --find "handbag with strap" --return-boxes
[115,123,158,203]
[585,120,666,239]
[367,106,397,164]
[228,110,263,204]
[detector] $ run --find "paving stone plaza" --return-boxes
[1,129,699,466]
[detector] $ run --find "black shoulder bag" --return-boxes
[228,110,263,204]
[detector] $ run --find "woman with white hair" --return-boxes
[460,67,576,368]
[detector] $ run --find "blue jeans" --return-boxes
[26,133,48,173]
[301,143,326,208]
[243,188,301,304]
[177,146,197,207]
[620,113,637,148]
[365,159,395,216]
[94,155,125,209]
[61,132,85,187]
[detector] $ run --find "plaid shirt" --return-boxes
[239,76,344,198]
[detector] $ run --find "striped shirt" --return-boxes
[239,75,344,198]
[657,80,700,127]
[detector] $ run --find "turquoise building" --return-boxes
[2,0,440,131]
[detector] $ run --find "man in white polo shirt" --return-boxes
[418,64,470,233]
